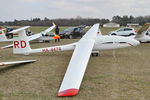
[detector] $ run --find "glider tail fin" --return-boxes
[137,23,150,34]
[12,26,31,54]
[0,29,8,41]
[135,23,150,38]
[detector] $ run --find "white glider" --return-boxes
[11,23,140,96]
[0,29,13,42]
[0,60,36,66]
[135,24,150,42]
[0,23,55,49]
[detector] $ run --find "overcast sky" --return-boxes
[0,0,149,21]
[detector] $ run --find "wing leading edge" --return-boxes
[58,23,100,97]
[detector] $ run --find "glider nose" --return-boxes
[129,39,140,46]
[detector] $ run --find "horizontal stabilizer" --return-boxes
[1,44,13,49]
[0,60,36,66]
[9,26,30,33]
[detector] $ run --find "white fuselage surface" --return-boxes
[25,35,139,54]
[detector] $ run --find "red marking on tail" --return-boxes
[14,41,27,48]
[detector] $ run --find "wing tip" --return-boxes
[58,88,79,97]
[28,60,37,62]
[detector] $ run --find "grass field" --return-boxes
[0,27,150,100]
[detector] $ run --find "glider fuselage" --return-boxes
[24,35,139,54]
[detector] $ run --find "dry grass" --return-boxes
[0,27,149,100]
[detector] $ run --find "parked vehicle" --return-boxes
[59,25,86,39]
[109,27,137,36]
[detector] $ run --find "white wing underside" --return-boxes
[58,24,99,97]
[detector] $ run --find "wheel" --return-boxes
[91,53,94,56]
[111,33,116,35]
[69,35,73,39]
[95,53,99,56]
[91,53,99,56]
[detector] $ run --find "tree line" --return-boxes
[112,15,150,26]
[0,15,150,26]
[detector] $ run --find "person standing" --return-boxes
[55,25,60,42]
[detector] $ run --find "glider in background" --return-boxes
[135,23,150,42]
[0,29,13,42]
[0,23,55,49]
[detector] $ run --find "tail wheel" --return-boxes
[91,53,99,56]
[91,51,100,56]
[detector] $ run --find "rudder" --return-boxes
[12,26,31,54]
[0,29,8,41]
